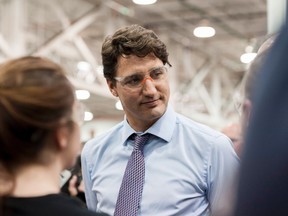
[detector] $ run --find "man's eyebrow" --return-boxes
[125,66,164,76]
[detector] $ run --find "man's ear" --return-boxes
[107,79,118,97]
[55,126,69,150]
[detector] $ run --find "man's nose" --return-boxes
[142,76,157,94]
[141,76,153,84]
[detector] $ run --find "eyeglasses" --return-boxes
[114,66,168,90]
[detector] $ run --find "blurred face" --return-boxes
[107,53,170,131]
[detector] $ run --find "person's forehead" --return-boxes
[118,53,158,63]
[116,54,162,75]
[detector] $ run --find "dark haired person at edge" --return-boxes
[0,56,108,216]
[213,34,278,216]
[221,34,277,160]
[81,24,239,216]
[233,25,288,215]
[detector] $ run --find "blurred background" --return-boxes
[0,0,284,140]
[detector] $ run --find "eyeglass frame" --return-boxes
[113,65,168,90]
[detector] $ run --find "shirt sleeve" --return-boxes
[81,144,98,212]
[207,134,240,216]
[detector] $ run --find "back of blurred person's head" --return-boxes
[0,56,80,195]
[240,34,277,131]
[229,34,277,159]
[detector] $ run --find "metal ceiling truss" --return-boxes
[0,0,267,129]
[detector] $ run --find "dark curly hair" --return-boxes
[101,24,171,81]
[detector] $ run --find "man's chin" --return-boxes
[147,106,166,119]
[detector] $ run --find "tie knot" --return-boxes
[133,133,150,151]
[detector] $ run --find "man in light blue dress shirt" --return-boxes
[81,24,239,216]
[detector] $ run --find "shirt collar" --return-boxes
[121,104,176,145]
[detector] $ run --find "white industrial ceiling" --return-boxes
[0,0,268,128]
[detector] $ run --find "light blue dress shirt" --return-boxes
[81,105,239,216]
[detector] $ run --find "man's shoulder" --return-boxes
[85,121,123,145]
[175,113,236,158]
[83,121,124,149]
[175,112,223,138]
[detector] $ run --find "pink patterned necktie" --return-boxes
[114,134,151,216]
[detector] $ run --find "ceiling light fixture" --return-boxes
[75,90,90,100]
[84,111,93,121]
[193,20,215,38]
[240,53,257,64]
[115,100,123,110]
[240,45,257,64]
[193,26,215,38]
[77,61,91,71]
[132,0,157,5]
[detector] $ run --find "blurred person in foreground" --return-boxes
[0,56,108,216]
[207,34,277,216]
[232,25,288,215]
[213,34,277,216]
[234,34,277,159]
[81,24,239,216]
